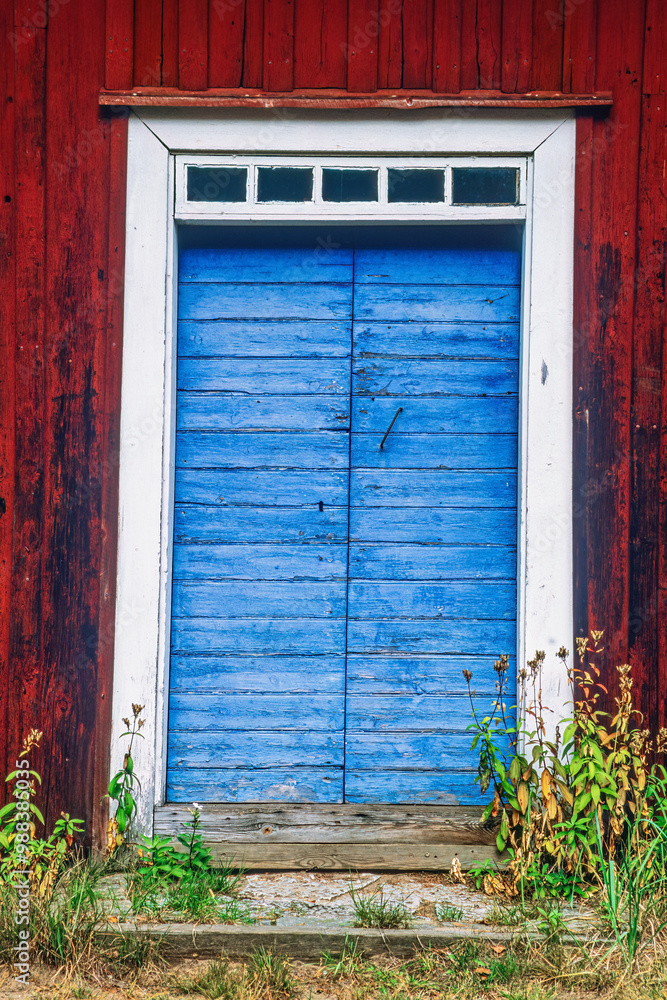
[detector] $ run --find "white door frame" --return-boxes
[112,108,575,835]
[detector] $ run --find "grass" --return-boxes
[435,901,464,922]
[127,860,252,924]
[177,948,293,999]
[349,883,412,929]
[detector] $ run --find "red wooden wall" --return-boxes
[0,0,665,844]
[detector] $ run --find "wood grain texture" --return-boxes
[460,0,501,90]
[208,0,246,87]
[105,0,133,89]
[500,0,532,93]
[242,0,265,88]
[133,0,163,85]
[585,0,644,670]
[529,0,563,92]
[433,0,462,93]
[0,0,16,792]
[40,0,109,840]
[294,0,347,89]
[9,23,47,811]
[401,0,434,89]
[264,0,295,91]
[178,0,208,90]
[346,0,380,92]
[377,0,403,90]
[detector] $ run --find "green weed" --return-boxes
[247,947,294,996]
[349,884,412,928]
[435,901,464,921]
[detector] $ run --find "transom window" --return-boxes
[176,155,526,220]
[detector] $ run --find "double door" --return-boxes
[167,232,519,805]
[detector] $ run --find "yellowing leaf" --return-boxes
[517,781,530,813]
[541,770,551,799]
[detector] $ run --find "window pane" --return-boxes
[257,167,314,203]
[451,167,520,205]
[387,168,444,203]
[187,166,247,202]
[322,168,379,202]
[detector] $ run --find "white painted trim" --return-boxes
[113,110,574,835]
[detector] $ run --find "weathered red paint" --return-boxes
[1,0,666,845]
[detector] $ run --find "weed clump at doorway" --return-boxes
[177,948,294,999]
[349,884,412,928]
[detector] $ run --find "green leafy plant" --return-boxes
[104,703,145,854]
[0,729,84,894]
[465,632,667,900]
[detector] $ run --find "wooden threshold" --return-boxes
[154,804,501,871]
[99,88,613,111]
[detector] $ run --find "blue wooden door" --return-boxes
[345,248,520,805]
[168,246,354,802]
[167,238,520,805]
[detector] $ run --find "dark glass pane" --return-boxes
[387,168,445,203]
[187,166,247,202]
[257,167,314,202]
[322,168,379,202]
[451,167,519,205]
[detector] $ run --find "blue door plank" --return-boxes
[167,768,343,803]
[347,619,516,655]
[175,470,349,506]
[173,543,348,580]
[179,322,351,359]
[351,471,516,507]
[354,322,519,359]
[178,394,349,431]
[345,732,483,769]
[178,394,350,431]
[350,507,516,544]
[171,618,347,655]
[353,248,521,285]
[175,506,348,544]
[354,285,520,323]
[348,544,516,580]
[179,283,353,321]
[168,731,344,768]
[346,655,511,695]
[345,693,496,731]
[178,358,351,394]
[176,431,350,470]
[351,433,517,469]
[343,771,485,805]
[172,580,347,618]
[352,395,517,433]
[346,581,516,619]
[169,693,344,730]
[352,359,518,396]
[170,656,347,693]
[180,247,353,283]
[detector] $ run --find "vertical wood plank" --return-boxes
[10,22,46,808]
[162,0,179,86]
[500,0,532,93]
[530,0,564,91]
[178,0,208,90]
[264,0,295,91]
[208,0,246,88]
[346,0,379,92]
[133,0,163,85]
[584,0,645,673]
[105,0,134,90]
[562,0,596,93]
[42,0,110,838]
[377,0,402,90]
[401,0,434,89]
[572,114,594,648]
[433,0,461,94]
[631,0,667,731]
[0,0,16,793]
[460,0,501,90]
[242,0,264,87]
[294,0,347,90]
[93,111,128,847]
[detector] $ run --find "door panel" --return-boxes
[344,246,520,806]
[167,247,352,803]
[168,237,520,807]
